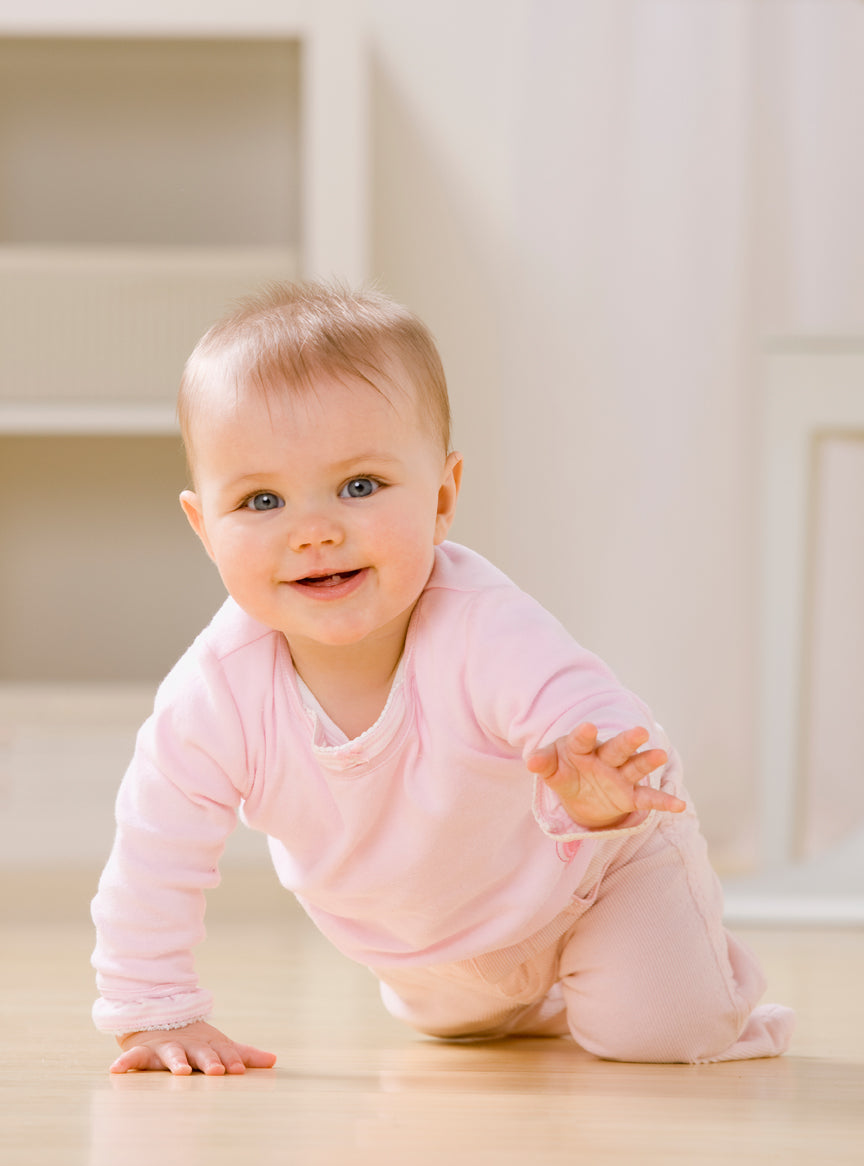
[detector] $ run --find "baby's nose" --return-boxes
[287,509,344,552]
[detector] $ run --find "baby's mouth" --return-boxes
[296,570,362,589]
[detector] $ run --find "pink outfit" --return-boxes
[91,542,793,1062]
[374,803,792,1063]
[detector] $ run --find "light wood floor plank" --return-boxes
[2,873,862,1164]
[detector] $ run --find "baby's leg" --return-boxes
[557,809,795,1063]
[374,954,568,1041]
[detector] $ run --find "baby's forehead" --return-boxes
[191,364,433,441]
[208,367,412,420]
[184,371,442,475]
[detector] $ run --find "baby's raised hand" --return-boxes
[110,1019,277,1075]
[526,723,684,831]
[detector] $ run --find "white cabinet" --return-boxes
[0,5,367,865]
[0,2,368,672]
[0,5,367,432]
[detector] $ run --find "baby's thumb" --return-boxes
[525,742,558,781]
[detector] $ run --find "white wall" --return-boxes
[366,0,864,871]
[754,0,864,337]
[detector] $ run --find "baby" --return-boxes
[91,281,794,1074]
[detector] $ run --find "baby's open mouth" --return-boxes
[296,570,362,589]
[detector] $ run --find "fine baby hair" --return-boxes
[177,280,452,458]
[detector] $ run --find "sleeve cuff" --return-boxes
[532,776,657,843]
[92,989,213,1036]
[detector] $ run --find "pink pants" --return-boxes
[374,800,794,1064]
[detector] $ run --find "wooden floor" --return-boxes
[2,871,863,1165]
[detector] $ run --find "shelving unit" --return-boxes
[0,2,367,867]
[0,3,367,430]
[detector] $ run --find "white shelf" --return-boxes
[0,5,368,285]
[0,13,368,437]
[0,245,299,428]
[0,245,299,275]
[0,401,178,435]
[0,10,367,698]
[0,0,314,37]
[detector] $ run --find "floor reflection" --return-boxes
[86,1041,860,1166]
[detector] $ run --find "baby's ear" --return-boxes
[180,491,215,561]
[434,451,463,544]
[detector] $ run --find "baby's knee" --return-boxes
[574,998,795,1064]
[570,998,750,1065]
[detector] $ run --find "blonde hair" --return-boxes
[178,280,451,459]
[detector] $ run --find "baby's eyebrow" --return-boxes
[228,472,281,487]
[223,453,403,490]
[329,452,403,471]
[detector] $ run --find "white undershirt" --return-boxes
[295,658,407,748]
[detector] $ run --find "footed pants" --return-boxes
[374,799,794,1064]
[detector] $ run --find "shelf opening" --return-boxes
[0,37,301,247]
[0,434,227,683]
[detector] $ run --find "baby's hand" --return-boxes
[110,1019,277,1075]
[526,723,684,831]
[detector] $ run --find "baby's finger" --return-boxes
[186,1042,231,1075]
[156,1041,198,1075]
[562,723,599,758]
[207,1041,247,1074]
[110,1042,192,1075]
[233,1043,278,1070]
[525,741,559,780]
[595,726,650,768]
[204,1038,276,1074]
[632,784,686,815]
[623,746,669,785]
[109,1046,151,1074]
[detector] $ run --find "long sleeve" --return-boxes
[456,573,670,847]
[91,641,252,1034]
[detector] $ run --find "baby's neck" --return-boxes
[287,635,405,741]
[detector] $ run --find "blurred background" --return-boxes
[0,0,862,916]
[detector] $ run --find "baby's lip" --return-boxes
[292,568,364,588]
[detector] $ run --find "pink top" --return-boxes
[91,542,667,1034]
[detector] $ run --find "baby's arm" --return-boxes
[110,1020,277,1075]
[526,722,684,831]
[92,638,274,1069]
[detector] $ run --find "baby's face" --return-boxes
[181,373,461,667]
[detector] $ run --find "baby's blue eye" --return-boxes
[340,478,380,499]
[244,492,284,512]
